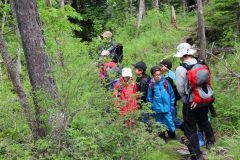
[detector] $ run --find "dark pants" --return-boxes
[183,104,215,157]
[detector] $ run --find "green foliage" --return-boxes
[1,0,240,159]
[205,0,239,46]
[115,7,197,70]
[207,135,240,160]
[210,47,240,134]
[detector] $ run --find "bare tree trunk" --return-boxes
[181,0,186,16]
[10,0,22,77]
[171,5,177,28]
[128,0,133,15]
[0,0,7,83]
[197,0,207,62]
[0,36,41,140]
[59,0,65,7]
[46,0,52,8]
[167,0,172,5]
[0,1,39,140]
[152,0,163,27]
[152,0,159,9]
[16,48,22,76]
[0,62,2,82]
[237,0,240,40]
[12,0,59,138]
[67,0,72,5]
[137,0,146,28]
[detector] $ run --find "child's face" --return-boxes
[153,70,162,82]
[134,68,143,76]
[160,65,168,72]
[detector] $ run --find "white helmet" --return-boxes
[122,68,132,77]
[174,43,197,58]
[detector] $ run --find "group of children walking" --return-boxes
[114,60,180,138]
[98,31,215,160]
[99,52,182,140]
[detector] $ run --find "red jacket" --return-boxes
[99,62,117,79]
[113,77,138,116]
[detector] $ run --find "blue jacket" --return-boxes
[147,77,175,113]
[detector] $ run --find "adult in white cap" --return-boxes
[174,43,197,95]
[174,43,215,160]
[98,31,117,56]
[101,31,113,39]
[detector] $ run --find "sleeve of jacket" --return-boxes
[175,66,187,96]
[147,84,153,103]
[167,81,175,107]
[139,80,149,102]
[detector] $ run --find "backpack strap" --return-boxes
[181,59,206,70]
[165,77,174,88]
[164,80,170,95]
[150,80,170,97]
[180,63,195,71]
[150,81,154,97]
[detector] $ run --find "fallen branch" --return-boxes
[212,47,237,55]
[194,46,240,78]
[206,50,240,78]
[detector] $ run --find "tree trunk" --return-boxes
[59,0,65,7]
[171,5,177,28]
[10,0,22,77]
[0,1,40,140]
[152,0,159,10]
[46,0,52,8]
[181,0,186,16]
[137,0,146,28]
[12,0,59,138]
[237,0,240,40]
[67,0,72,5]
[128,0,133,15]
[0,61,2,82]
[167,0,172,5]
[16,48,22,76]
[0,35,41,140]
[152,0,163,27]
[197,0,207,62]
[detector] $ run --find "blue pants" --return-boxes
[171,106,183,129]
[155,112,175,132]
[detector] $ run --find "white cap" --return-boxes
[101,31,112,39]
[174,43,197,58]
[100,50,110,56]
[122,68,132,77]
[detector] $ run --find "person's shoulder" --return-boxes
[141,74,151,83]
[175,65,187,77]
[176,65,186,72]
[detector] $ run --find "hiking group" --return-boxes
[97,31,216,160]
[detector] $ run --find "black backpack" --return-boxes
[109,43,123,63]
[165,77,181,101]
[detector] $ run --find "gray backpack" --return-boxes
[181,60,215,109]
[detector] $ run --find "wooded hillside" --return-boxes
[0,0,239,159]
